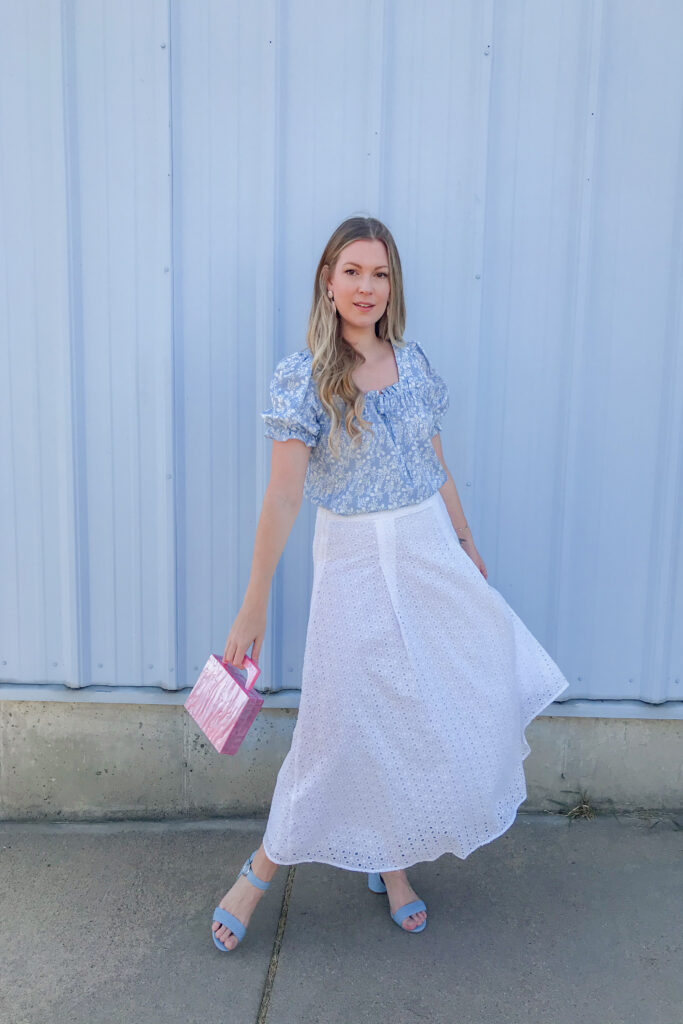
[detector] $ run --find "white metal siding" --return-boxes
[1,0,682,711]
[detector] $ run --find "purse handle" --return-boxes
[217,653,260,691]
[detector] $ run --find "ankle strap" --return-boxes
[240,851,270,891]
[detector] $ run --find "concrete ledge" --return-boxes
[2,684,683,718]
[0,700,681,821]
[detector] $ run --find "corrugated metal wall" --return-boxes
[1,0,682,714]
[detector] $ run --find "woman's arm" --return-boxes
[431,433,488,580]
[223,438,311,666]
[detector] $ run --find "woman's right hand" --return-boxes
[223,596,267,668]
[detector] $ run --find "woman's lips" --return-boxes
[354,303,374,309]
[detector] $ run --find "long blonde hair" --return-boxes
[305,215,407,456]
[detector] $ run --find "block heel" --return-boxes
[367,871,387,893]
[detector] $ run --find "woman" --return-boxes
[212,215,569,951]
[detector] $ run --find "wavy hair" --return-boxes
[305,215,407,457]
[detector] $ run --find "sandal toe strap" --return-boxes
[212,906,246,943]
[392,899,427,926]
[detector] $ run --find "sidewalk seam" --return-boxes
[256,864,296,1024]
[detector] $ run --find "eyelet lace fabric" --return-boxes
[262,490,570,873]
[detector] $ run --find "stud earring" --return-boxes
[327,290,334,300]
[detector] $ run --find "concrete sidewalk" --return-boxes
[0,813,680,1024]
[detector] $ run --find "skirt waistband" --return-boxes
[315,490,443,524]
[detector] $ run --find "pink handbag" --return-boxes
[184,653,264,754]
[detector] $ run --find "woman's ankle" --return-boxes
[251,843,280,882]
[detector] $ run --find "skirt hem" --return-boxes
[262,686,569,874]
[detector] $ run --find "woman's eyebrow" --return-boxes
[342,261,389,270]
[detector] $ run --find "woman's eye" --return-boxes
[344,269,388,277]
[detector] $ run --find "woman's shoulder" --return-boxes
[404,338,435,370]
[271,347,313,381]
[267,349,317,403]
[261,348,320,445]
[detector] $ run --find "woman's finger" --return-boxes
[251,637,262,664]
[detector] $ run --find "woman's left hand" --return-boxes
[460,537,488,580]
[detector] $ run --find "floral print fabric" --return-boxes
[260,339,450,515]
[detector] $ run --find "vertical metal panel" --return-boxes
[66,0,175,689]
[1,0,682,707]
[0,0,77,687]
[1,0,175,688]
[169,0,291,693]
[476,0,683,704]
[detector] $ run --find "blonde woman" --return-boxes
[211,215,569,951]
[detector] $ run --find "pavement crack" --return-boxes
[256,863,296,1023]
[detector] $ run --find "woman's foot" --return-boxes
[212,845,279,950]
[380,869,427,930]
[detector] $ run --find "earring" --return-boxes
[327,290,334,300]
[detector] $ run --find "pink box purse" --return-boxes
[184,653,263,754]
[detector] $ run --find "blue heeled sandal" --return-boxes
[368,871,427,933]
[212,848,270,951]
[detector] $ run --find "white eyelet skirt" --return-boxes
[262,489,570,873]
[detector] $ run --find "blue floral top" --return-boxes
[260,339,449,515]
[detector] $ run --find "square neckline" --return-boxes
[356,339,401,396]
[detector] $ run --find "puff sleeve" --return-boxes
[412,340,450,435]
[260,349,321,448]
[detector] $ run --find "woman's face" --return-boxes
[326,238,391,335]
